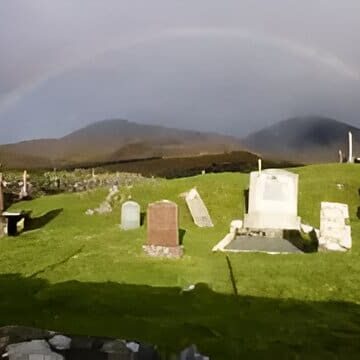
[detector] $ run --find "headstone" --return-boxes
[319,202,352,251]
[185,189,213,227]
[121,201,141,230]
[243,169,301,230]
[147,200,179,247]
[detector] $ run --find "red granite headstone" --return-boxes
[147,200,179,247]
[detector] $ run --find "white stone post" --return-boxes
[23,170,28,197]
[258,158,262,175]
[348,132,353,163]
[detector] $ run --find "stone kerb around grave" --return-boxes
[121,200,141,230]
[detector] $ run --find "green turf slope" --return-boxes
[0,164,359,358]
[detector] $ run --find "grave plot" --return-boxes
[213,168,304,254]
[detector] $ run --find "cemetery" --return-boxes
[0,163,359,358]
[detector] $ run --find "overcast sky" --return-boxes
[0,0,359,143]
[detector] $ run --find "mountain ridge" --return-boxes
[0,119,244,168]
[244,116,360,162]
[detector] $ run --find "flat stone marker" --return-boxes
[147,200,179,247]
[185,188,213,227]
[121,201,140,230]
[319,202,352,251]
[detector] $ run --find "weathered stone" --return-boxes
[185,189,213,227]
[143,245,183,258]
[243,169,301,230]
[121,201,141,230]
[126,342,139,353]
[6,340,63,360]
[319,202,352,251]
[48,335,71,350]
[101,339,130,355]
[230,220,243,234]
[147,200,179,247]
[180,345,209,360]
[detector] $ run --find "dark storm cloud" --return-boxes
[0,0,359,143]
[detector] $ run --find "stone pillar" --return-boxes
[348,132,353,163]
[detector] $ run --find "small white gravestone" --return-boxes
[121,201,140,230]
[244,169,301,230]
[319,202,352,251]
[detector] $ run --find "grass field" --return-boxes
[0,164,359,358]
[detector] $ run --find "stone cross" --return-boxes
[147,200,179,247]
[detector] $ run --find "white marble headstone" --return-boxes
[121,201,140,230]
[319,202,351,251]
[244,169,301,230]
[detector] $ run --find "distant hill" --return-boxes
[0,119,244,169]
[243,117,360,162]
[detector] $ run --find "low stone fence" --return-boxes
[1,169,150,207]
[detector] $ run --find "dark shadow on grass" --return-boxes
[140,212,146,226]
[225,256,238,297]
[283,230,318,253]
[179,229,186,245]
[24,209,63,232]
[0,274,359,359]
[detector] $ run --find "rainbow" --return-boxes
[1,27,358,114]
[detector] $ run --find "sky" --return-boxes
[0,0,360,144]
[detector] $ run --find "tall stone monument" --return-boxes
[243,169,301,230]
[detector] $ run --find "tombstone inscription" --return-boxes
[243,169,301,230]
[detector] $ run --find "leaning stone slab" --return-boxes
[185,189,213,228]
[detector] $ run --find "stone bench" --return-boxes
[1,211,31,236]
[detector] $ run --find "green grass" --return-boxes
[0,164,359,358]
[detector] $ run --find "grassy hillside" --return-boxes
[0,164,359,358]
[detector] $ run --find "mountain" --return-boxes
[243,117,360,162]
[0,119,243,169]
